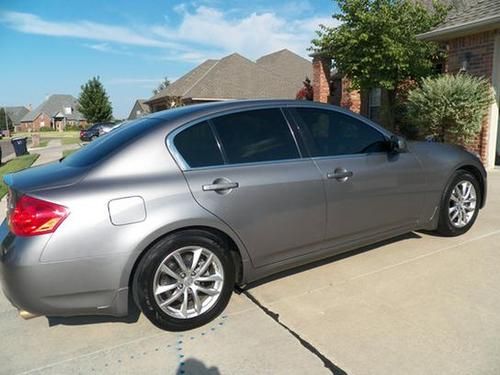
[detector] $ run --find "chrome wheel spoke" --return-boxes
[173,253,189,274]
[196,273,223,283]
[190,248,203,271]
[160,264,182,281]
[448,180,477,228]
[155,283,178,295]
[180,289,189,318]
[195,286,219,296]
[197,254,213,276]
[160,289,183,307]
[191,287,202,314]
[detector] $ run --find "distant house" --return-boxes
[418,0,500,168]
[20,94,86,131]
[128,99,151,120]
[0,106,30,131]
[145,49,312,112]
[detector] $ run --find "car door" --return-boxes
[169,108,326,267]
[288,106,426,247]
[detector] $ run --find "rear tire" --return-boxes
[435,170,481,237]
[133,230,235,331]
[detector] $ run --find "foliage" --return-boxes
[407,74,494,143]
[311,0,448,128]
[0,108,14,132]
[0,154,39,197]
[153,77,171,95]
[296,77,314,100]
[78,76,113,124]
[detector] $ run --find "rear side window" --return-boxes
[291,108,388,157]
[174,121,223,168]
[63,118,160,167]
[211,109,299,164]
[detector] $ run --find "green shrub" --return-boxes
[407,74,494,144]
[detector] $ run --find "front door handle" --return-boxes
[327,168,353,182]
[202,178,239,193]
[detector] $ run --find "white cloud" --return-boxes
[0,8,339,62]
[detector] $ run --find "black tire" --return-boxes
[133,229,235,331]
[435,170,481,237]
[90,135,97,141]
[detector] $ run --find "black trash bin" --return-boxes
[11,137,28,157]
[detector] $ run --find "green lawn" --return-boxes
[0,154,39,198]
[62,149,78,158]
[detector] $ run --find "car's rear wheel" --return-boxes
[436,170,481,236]
[133,230,235,331]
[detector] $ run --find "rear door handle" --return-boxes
[202,182,239,192]
[327,169,353,181]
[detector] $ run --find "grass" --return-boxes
[0,154,40,198]
[62,149,77,158]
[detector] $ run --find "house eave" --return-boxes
[418,15,500,41]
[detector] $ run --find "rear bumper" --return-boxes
[0,220,129,317]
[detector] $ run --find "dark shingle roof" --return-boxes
[146,49,310,103]
[21,94,85,122]
[419,0,500,40]
[256,49,312,85]
[2,106,30,125]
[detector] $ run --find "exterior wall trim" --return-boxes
[488,33,500,169]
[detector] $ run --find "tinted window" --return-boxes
[211,109,299,164]
[63,117,161,167]
[174,121,223,168]
[292,108,387,157]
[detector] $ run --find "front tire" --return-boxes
[435,170,481,236]
[134,230,235,331]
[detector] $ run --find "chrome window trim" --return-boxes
[166,106,304,172]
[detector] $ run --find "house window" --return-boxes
[368,88,381,122]
[64,106,73,115]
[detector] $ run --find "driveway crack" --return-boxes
[243,290,348,375]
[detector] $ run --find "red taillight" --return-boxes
[8,195,69,237]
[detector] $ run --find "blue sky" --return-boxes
[0,0,338,118]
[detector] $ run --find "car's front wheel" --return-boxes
[133,230,235,331]
[436,170,481,236]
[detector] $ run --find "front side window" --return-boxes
[211,108,299,165]
[174,121,223,168]
[291,108,388,157]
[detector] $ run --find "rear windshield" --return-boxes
[62,117,162,167]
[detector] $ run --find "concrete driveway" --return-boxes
[0,171,499,375]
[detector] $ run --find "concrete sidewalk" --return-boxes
[0,171,499,374]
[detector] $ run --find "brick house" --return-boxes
[419,0,500,168]
[19,94,86,131]
[145,49,312,112]
[0,106,30,133]
[312,0,500,169]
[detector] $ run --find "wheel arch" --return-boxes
[125,224,248,301]
[456,164,486,208]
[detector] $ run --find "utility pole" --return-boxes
[3,107,9,137]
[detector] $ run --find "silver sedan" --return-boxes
[0,100,487,331]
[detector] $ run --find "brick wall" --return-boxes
[312,55,331,103]
[445,30,497,164]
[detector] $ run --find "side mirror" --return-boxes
[389,135,407,153]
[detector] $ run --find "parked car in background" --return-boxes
[0,100,487,332]
[79,122,114,141]
[102,120,131,136]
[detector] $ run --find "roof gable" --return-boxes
[21,94,85,122]
[147,49,310,102]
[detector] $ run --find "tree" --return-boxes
[296,77,314,100]
[153,77,171,95]
[311,0,448,129]
[78,76,113,124]
[0,108,13,133]
[407,74,493,144]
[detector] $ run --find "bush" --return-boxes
[407,74,494,144]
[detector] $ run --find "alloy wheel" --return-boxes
[153,246,224,319]
[448,180,477,228]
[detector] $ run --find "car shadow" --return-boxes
[176,358,221,375]
[240,232,422,291]
[46,295,141,327]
